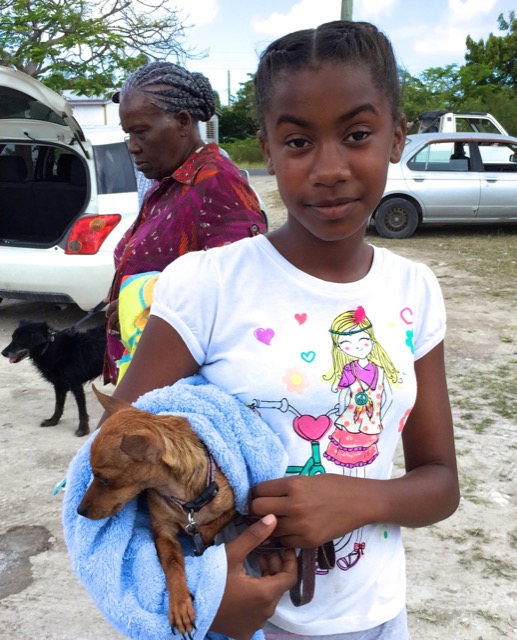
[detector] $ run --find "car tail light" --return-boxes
[65,215,121,255]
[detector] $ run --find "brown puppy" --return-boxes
[77,387,236,638]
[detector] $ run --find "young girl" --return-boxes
[112,20,459,640]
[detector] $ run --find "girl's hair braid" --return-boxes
[117,61,216,122]
[254,20,401,131]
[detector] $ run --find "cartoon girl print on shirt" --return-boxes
[322,306,399,570]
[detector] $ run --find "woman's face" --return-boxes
[119,90,193,181]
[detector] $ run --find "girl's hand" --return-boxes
[211,515,297,640]
[250,474,367,549]
[251,344,460,547]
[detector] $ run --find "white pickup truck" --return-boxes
[416,110,508,135]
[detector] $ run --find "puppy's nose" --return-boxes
[77,503,88,517]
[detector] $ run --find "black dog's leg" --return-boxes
[70,385,90,437]
[41,385,67,427]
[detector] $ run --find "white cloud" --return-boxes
[163,0,220,29]
[448,0,499,22]
[252,0,399,38]
[412,25,472,56]
[407,0,503,61]
[356,0,397,20]
[251,0,341,37]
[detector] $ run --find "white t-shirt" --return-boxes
[151,235,446,635]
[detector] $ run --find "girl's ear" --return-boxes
[389,116,407,164]
[257,130,275,176]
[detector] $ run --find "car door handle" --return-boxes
[412,177,425,182]
[485,177,498,183]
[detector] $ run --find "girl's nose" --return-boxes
[311,143,351,186]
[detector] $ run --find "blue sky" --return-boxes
[166,0,515,105]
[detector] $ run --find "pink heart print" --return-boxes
[294,313,307,325]
[254,327,275,345]
[293,415,333,441]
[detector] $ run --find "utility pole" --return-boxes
[340,0,353,20]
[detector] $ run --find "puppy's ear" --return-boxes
[93,384,130,415]
[120,432,165,463]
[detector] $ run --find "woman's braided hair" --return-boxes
[116,61,216,122]
[254,20,401,131]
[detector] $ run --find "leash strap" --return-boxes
[64,299,107,336]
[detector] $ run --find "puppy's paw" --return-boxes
[75,426,90,437]
[170,596,196,639]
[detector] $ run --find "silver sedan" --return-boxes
[372,132,517,238]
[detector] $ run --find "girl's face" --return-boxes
[259,62,406,245]
[337,330,373,359]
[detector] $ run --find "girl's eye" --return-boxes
[347,130,370,142]
[286,138,309,149]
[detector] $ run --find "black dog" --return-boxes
[1,321,106,437]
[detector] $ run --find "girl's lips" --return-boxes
[310,199,357,217]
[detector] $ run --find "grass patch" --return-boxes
[453,364,517,420]
[369,226,517,295]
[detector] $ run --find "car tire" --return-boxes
[374,198,419,239]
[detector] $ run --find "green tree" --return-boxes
[465,11,517,88]
[0,0,196,95]
[219,75,258,142]
[400,65,463,130]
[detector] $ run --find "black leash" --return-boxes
[60,300,107,337]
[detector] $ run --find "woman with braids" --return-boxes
[98,20,459,639]
[103,61,266,384]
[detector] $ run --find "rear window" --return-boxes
[93,142,136,194]
[0,87,67,125]
[455,117,502,135]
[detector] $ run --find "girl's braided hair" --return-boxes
[115,61,216,123]
[254,20,401,131]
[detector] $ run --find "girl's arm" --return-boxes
[250,341,460,548]
[111,316,199,404]
[106,316,298,637]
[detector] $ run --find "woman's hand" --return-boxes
[210,515,297,640]
[105,299,120,334]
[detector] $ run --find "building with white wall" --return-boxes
[63,91,219,143]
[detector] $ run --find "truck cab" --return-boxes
[417,110,508,136]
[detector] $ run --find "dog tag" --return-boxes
[185,513,205,556]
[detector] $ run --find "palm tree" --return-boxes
[340,0,353,20]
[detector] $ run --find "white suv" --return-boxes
[0,66,139,310]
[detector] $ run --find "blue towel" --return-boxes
[62,375,288,640]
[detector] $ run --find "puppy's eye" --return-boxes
[97,477,111,487]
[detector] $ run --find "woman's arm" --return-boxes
[250,341,460,548]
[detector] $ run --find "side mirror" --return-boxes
[509,154,517,163]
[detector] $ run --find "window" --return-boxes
[407,141,470,172]
[476,142,517,173]
[93,142,136,194]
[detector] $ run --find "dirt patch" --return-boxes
[0,175,516,639]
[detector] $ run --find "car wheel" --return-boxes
[374,198,419,239]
